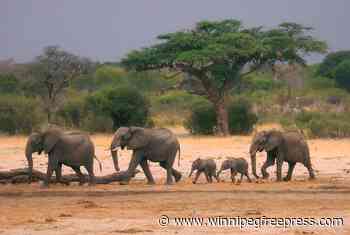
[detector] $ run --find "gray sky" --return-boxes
[1,0,349,63]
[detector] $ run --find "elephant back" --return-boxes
[59,134,94,155]
[146,128,179,158]
[283,132,310,163]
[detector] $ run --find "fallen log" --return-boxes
[0,168,141,185]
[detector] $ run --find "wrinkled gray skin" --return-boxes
[109,127,181,185]
[189,158,219,184]
[25,129,102,187]
[217,158,252,184]
[249,130,315,182]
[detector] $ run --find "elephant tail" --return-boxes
[94,155,103,172]
[177,146,181,168]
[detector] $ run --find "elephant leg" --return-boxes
[261,153,275,179]
[193,171,202,184]
[171,168,182,182]
[43,164,54,187]
[284,162,296,181]
[304,161,316,180]
[209,171,216,183]
[71,166,85,185]
[230,169,237,183]
[159,161,175,185]
[43,157,57,187]
[237,173,244,184]
[214,171,220,182]
[276,157,283,182]
[166,164,174,185]
[55,163,62,184]
[245,171,252,183]
[166,149,182,183]
[140,159,155,185]
[122,152,144,185]
[204,171,211,183]
[159,162,182,182]
[85,164,95,186]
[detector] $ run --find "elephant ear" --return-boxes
[127,127,149,150]
[264,131,282,152]
[43,129,62,154]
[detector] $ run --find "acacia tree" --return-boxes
[121,20,327,135]
[30,46,95,122]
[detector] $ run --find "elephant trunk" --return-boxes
[250,153,259,179]
[25,142,33,184]
[110,137,121,172]
[216,169,222,181]
[111,149,120,172]
[189,169,194,177]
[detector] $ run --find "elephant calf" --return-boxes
[217,158,252,184]
[189,158,219,184]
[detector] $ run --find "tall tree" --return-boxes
[121,20,327,135]
[30,46,95,122]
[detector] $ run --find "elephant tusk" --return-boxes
[111,147,119,152]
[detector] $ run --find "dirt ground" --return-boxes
[1,127,350,234]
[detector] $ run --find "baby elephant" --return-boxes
[189,158,219,184]
[217,158,252,184]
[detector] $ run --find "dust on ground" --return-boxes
[0,127,350,235]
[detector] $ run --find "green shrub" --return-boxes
[86,86,150,130]
[228,100,258,134]
[127,71,176,94]
[0,74,20,94]
[318,51,350,78]
[184,101,216,135]
[57,95,86,128]
[184,99,258,135]
[294,111,350,138]
[81,112,114,133]
[0,95,44,134]
[334,60,350,91]
[152,91,205,112]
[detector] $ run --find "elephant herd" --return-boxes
[25,127,316,187]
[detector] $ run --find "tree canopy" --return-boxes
[29,46,96,122]
[121,19,327,135]
[318,50,350,78]
[334,60,350,91]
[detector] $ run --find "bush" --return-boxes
[228,100,258,134]
[184,100,216,135]
[0,74,20,94]
[56,95,87,128]
[334,60,350,91]
[184,99,258,135]
[294,111,350,138]
[0,95,44,134]
[81,113,114,133]
[86,86,150,130]
[318,51,350,78]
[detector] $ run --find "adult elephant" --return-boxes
[25,128,102,187]
[109,127,181,185]
[249,130,315,181]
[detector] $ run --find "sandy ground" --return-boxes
[0,127,350,234]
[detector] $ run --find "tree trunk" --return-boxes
[47,111,52,124]
[213,99,230,136]
[0,168,141,184]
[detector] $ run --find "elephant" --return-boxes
[109,127,181,185]
[217,158,252,184]
[25,128,102,187]
[189,158,219,184]
[249,130,315,182]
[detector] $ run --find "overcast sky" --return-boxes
[1,0,349,63]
